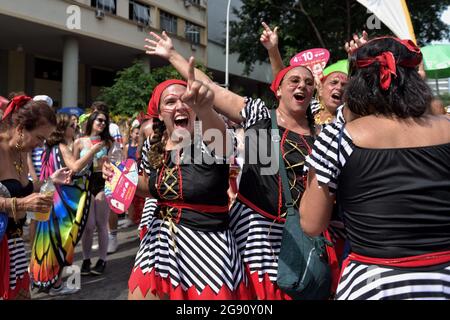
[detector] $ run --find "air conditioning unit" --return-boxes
[184,0,192,8]
[95,9,105,20]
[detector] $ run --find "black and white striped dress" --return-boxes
[229,98,315,300]
[305,122,450,300]
[129,138,252,300]
[0,180,33,297]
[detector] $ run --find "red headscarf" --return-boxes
[270,65,313,99]
[354,37,422,91]
[1,95,31,121]
[147,79,187,118]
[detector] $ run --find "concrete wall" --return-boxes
[0,0,207,63]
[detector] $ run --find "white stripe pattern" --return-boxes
[7,238,28,289]
[138,197,157,233]
[304,122,354,193]
[239,98,270,130]
[229,201,284,283]
[336,261,450,300]
[134,215,247,295]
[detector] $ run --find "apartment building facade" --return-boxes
[0,0,207,108]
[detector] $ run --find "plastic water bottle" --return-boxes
[109,142,123,165]
[32,179,55,221]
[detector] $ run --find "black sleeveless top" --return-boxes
[1,179,34,237]
[237,98,314,220]
[142,140,231,232]
[306,122,450,258]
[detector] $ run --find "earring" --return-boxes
[16,131,24,151]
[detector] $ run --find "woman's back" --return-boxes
[338,114,450,258]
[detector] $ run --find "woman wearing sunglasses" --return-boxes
[73,109,113,277]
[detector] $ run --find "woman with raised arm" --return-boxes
[74,110,113,276]
[145,31,319,300]
[104,59,251,300]
[260,22,368,127]
[301,37,450,300]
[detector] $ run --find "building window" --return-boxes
[160,11,177,34]
[129,1,150,25]
[92,68,116,87]
[91,0,116,14]
[185,22,200,44]
[183,0,201,6]
[35,58,62,81]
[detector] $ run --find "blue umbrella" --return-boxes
[57,107,84,117]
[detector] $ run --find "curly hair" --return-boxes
[147,118,167,170]
[345,37,432,118]
[46,113,71,147]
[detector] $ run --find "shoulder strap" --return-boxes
[270,109,295,214]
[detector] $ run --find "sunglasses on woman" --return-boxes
[96,118,107,124]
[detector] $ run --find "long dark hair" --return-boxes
[346,37,432,118]
[84,111,113,143]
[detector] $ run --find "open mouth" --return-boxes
[174,115,189,128]
[293,92,306,103]
[331,93,342,102]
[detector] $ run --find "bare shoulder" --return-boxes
[347,115,450,148]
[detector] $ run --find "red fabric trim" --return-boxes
[128,267,255,300]
[3,273,30,300]
[348,250,450,268]
[139,226,148,241]
[158,201,228,214]
[131,196,145,225]
[323,230,340,295]
[0,235,10,298]
[247,266,292,300]
[237,194,285,223]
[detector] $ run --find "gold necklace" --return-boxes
[314,111,333,125]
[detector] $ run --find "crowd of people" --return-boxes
[0,22,449,300]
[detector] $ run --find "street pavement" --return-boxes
[28,220,141,300]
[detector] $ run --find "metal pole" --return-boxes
[225,0,231,90]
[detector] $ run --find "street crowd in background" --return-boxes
[0,22,450,301]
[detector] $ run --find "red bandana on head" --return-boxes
[354,36,422,91]
[357,51,397,91]
[1,95,32,121]
[147,79,187,118]
[270,65,313,99]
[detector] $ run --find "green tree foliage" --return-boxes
[98,62,183,117]
[98,62,212,117]
[230,0,450,74]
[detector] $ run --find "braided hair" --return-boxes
[147,118,167,170]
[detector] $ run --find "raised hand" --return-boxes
[50,167,73,185]
[181,57,214,115]
[145,31,174,60]
[260,22,279,51]
[345,30,369,56]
